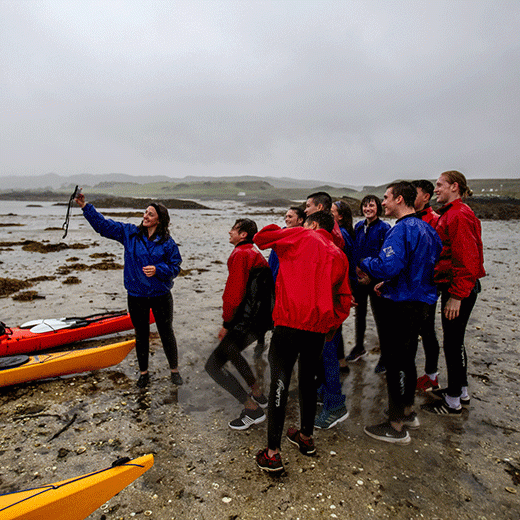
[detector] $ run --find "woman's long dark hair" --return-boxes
[333,200,355,239]
[138,202,171,243]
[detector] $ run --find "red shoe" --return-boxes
[286,427,316,455]
[416,374,439,392]
[256,448,284,473]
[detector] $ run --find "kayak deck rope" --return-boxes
[0,460,146,512]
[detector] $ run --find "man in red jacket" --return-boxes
[205,219,271,430]
[412,180,442,393]
[253,212,352,473]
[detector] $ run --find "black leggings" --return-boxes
[205,329,258,404]
[127,293,178,373]
[354,283,385,351]
[267,326,325,450]
[419,301,440,374]
[440,284,478,398]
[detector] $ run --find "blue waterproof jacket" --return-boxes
[339,226,357,291]
[360,214,442,304]
[354,218,391,267]
[83,204,182,298]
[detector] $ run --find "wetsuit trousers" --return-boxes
[440,284,478,398]
[379,298,429,422]
[127,292,178,373]
[267,326,325,450]
[419,301,440,374]
[205,329,258,404]
[354,283,385,352]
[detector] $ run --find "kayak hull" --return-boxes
[0,311,154,357]
[0,340,135,388]
[0,454,154,520]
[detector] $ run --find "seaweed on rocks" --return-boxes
[12,290,45,301]
[0,277,33,297]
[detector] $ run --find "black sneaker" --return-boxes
[286,427,316,455]
[421,399,462,415]
[383,410,420,429]
[345,348,367,363]
[250,393,268,409]
[431,388,470,407]
[374,360,386,374]
[254,341,267,359]
[364,421,411,444]
[171,372,183,386]
[256,448,284,473]
[136,373,150,388]
[228,407,266,430]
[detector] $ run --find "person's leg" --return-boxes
[369,289,386,372]
[349,286,368,358]
[401,302,427,410]
[150,293,178,370]
[420,301,440,375]
[335,324,345,360]
[298,331,326,437]
[378,299,404,422]
[205,330,257,404]
[267,327,299,452]
[320,330,346,411]
[441,287,478,398]
[127,295,151,374]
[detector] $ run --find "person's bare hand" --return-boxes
[218,327,228,341]
[444,297,461,320]
[142,265,156,277]
[75,192,86,208]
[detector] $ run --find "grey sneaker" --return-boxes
[314,405,349,429]
[228,407,266,430]
[364,421,411,444]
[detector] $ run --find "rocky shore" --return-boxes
[0,204,519,520]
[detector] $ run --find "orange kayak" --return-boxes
[0,310,153,357]
[0,340,135,388]
[0,454,154,520]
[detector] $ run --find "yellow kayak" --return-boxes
[0,454,154,520]
[0,340,135,387]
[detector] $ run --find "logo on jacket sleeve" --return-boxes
[383,246,395,257]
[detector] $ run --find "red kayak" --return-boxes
[0,311,154,357]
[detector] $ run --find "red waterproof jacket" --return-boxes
[434,199,485,300]
[416,205,439,228]
[222,242,268,327]
[254,225,352,334]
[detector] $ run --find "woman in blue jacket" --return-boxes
[345,195,390,373]
[76,192,183,388]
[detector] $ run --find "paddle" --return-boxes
[62,185,81,239]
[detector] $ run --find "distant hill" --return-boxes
[1,174,519,218]
[0,173,355,191]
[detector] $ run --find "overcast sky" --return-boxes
[1,0,519,186]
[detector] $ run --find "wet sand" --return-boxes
[0,204,519,519]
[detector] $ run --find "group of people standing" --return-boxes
[75,169,485,474]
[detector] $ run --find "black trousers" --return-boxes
[379,298,429,422]
[440,284,479,398]
[127,292,178,373]
[267,326,325,450]
[205,329,258,404]
[354,283,385,352]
